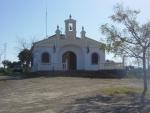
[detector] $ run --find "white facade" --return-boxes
[31,16,105,72]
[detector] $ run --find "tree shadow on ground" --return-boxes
[58,94,150,113]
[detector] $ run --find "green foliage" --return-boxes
[18,49,31,64]
[101,4,150,101]
[0,68,4,73]
[101,4,150,59]
[3,67,12,74]
[99,43,106,50]
[18,48,31,71]
[2,60,12,69]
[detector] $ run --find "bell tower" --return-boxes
[65,15,76,39]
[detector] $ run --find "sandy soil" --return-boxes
[0,75,149,113]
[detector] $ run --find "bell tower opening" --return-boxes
[69,23,73,31]
[65,15,76,39]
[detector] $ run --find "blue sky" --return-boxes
[0,0,150,64]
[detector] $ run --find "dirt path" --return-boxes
[0,76,149,113]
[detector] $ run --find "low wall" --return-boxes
[30,69,127,78]
[102,63,124,70]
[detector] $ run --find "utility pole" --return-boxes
[147,47,150,80]
[148,48,150,70]
[0,45,2,67]
[45,0,48,38]
[122,55,126,67]
[3,43,7,61]
[0,43,7,68]
[0,53,2,67]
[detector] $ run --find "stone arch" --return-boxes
[58,44,84,70]
[62,51,77,70]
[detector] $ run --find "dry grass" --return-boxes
[100,86,143,96]
[0,73,4,76]
[0,76,149,113]
[100,86,150,98]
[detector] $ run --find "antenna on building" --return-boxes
[45,0,48,38]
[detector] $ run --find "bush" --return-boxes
[3,67,12,74]
[0,68,4,73]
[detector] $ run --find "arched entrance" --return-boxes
[62,51,77,70]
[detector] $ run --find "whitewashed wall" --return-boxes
[32,45,105,71]
[84,47,105,70]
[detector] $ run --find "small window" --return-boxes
[41,52,50,63]
[69,23,73,31]
[91,53,99,64]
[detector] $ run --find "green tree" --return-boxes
[101,4,150,102]
[18,49,31,71]
[2,60,12,69]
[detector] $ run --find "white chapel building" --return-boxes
[31,15,106,72]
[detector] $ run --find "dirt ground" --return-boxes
[0,75,150,113]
